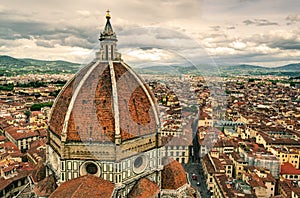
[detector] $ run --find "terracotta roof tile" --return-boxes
[214,174,236,197]
[281,162,300,175]
[49,62,158,143]
[5,126,39,140]
[49,63,92,137]
[161,158,187,190]
[0,135,6,141]
[128,178,159,198]
[114,63,156,140]
[0,170,32,191]
[2,141,21,153]
[161,135,190,146]
[50,175,114,198]
[33,174,57,197]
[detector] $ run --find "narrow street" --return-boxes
[184,118,211,197]
[183,161,211,198]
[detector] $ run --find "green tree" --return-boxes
[0,84,14,91]
[24,110,31,118]
[30,102,54,111]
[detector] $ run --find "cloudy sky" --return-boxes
[0,0,300,67]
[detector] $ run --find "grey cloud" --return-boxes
[269,40,300,50]
[35,40,55,48]
[198,27,300,65]
[0,27,24,40]
[116,27,214,67]
[210,26,221,31]
[62,35,97,49]
[0,5,102,49]
[154,28,190,40]
[139,47,154,50]
[215,52,300,66]
[0,14,98,49]
[239,0,259,2]
[226,26,235,30]
[286,15,300,22]
[129,0,201,20]
[0,20,46,39]
[118,27,198,51]
[201,33,236,47]
[243,19,278,26]
[0,39,22,47]
[243,30,300,51]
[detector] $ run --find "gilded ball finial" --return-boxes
[106,9,111,19]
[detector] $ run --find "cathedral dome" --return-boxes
[43,11,197,198]
[49,60,159,144]
[47,11,161,163]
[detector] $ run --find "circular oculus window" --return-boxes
[86,163,98,174]
[80,161,101,177]
[133,155,148,174]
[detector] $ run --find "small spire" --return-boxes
[96,10,122,61]
[106,9,111,19]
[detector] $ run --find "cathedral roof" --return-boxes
[161,158,188,190]
[128,178,160,198]
[49,61,159,144]
[48,11,159,145]
[33,174,57,197]
[49,175,114,198]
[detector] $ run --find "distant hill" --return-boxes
[219,63,300,76]
[1,55,300,77]
[137,63,300,76]
[136,65,218,75]
[222,64,265,70]
[222,63,300,71]
[275,63,300,70]
[0,55,30,67]
[0,55,81,76]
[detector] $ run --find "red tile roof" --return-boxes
[0,135,5,141]
[246,173,266,188]
[5,126,39,140]
[27,140,46,164]
[161,158,187,190]
[279,180,300,198]
[2,141,21,153]
[50,175,114,198]
[33,174,57,197]
[36,129,47,138]
[281,162,300,175]
[198,111,211,120]
[161,135,190,146]
[128,178,159,198]
[0,170,31,191]
[31,161,46,182]
[49,62,158,143]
